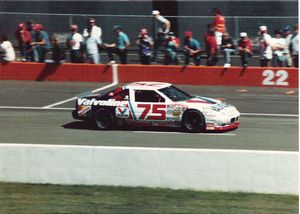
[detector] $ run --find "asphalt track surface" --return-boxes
[0,80,298,151]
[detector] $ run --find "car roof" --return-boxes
[123,82,172,90]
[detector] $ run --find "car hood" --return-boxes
[177,95,236,113]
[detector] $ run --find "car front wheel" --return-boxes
[181,109,206,133]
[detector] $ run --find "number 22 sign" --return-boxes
[262,70,289,86]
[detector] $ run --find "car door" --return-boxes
[130,89,167,122]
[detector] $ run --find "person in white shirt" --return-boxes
[83,18,102,42]
[152,10,171,62]
[85,27,102,64]
[256,26,272,67]
[271,30,286,67]
[290,24,298,68]
[67,25,83,63]
[283,26,293,67]
[0,34,15,62]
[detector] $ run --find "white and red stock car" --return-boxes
[72,82,240,132]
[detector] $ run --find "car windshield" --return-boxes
[159,86,192,102]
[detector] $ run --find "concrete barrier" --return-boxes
[118,65,298,88]
[0,144,297,195]
[0,62,112,82]
[0,62,298,88]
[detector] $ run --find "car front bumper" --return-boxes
[206,121,240,131]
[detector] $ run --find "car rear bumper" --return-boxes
[72,110,81,120]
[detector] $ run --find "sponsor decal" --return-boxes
[78,105,91,116]
[116,107,130,118]
[206,123,215,130]
[78,98,127,107]
[166,104,184,120]
[211,102,231,112]
[167,110,173,115]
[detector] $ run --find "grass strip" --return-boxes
[0,182,298,214]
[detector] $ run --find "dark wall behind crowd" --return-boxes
[0,1,297,16]
[0,1,298,46]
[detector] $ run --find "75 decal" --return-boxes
[137,104,166,120]
[262,70,289,86]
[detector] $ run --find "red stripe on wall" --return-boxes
[0,62,112,82]
[118,65,298,88]
[0,62,298,88]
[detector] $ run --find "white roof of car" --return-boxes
[124,82,172,90]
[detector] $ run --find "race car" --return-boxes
[72,82,240,132]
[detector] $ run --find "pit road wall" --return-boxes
[0,62,298,88]
[0,144,298,195]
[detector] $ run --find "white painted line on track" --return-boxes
[132,131,236,136]
[0,106,73,110]
[241,113,298,117]
[41,96,78,109]
[41,63,119,109]
[0,143,297,154]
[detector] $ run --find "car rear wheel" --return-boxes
[181,110,206,133]
[94,109,116,130]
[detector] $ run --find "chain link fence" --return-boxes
[0,12,297,47]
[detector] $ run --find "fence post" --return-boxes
[69,15,73,25]
[234,16,239,40]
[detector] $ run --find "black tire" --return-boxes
[181,109,206,133]
[94,109,116,130]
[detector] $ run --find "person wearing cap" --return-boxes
[104,25,130,64]
[83,18,102,42]
[205,24,218,66]
[14,23,31,61]
[213,8,226,48]
[0,34,15,62]
[183,31,201,66]
[66,24,84,63]
[238,32,253,67]
[271,30,286,67]
[282,26,293,67]
[30,24,51,62]
[220,32,235,68]
[26,20,35,38]
[290,24,298,67]
[164,32,180,65]
[152,10,171,62]
[136,28,154,65]
[85,26,102,64]
[256,25,272,67]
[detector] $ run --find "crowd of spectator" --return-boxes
[0,8,298,68]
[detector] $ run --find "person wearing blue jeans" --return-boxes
[238,32,253,67]
[183,31,201,66]
[30,24,51,63]
[164,32,179,65]
[85,27,102,64]
[220,32,235,68]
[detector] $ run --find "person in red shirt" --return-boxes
[213,8,226,48]
[14,23,31,61]
[238,32,253,67]
[205,24,218,66]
